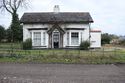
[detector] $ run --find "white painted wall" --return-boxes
[90,32,101,48]
[23,27,30,41]
[65,24,89,28]
[82,27,90,41]
[23,23,101,48]
[23,24,49,48]
[23,24,52,29]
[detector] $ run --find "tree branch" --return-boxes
[16,0,22,9]
[14,0,17,9]
[9,0,15,11]
[0,0,29,14]
[2,0,12,14]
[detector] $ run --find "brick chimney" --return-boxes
[53,5,60,14]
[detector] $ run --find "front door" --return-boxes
[53,30,60,48]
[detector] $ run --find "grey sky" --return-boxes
[0,0,125,35]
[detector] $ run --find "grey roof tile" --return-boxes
[20,12,93,23]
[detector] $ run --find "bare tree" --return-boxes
[0,0,29,42]
[0,0,28,14]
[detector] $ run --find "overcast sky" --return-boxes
[0,0,125,35]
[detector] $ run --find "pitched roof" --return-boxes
[20,12,93,24]
[47,24,65,34]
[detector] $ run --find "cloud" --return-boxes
[0,0,125,35]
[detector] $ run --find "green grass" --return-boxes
[0,43,22,49]
[0,49,125,64]
[0,43,125,64]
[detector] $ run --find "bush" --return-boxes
[23,38,32,50]
[101,33,112,45]
[0,25,5,42]
[119,39,125,46]
[80,41,90,50]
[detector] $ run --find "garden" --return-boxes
[0,43,125,64]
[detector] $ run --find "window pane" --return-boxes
[71,33,78,37]
[71,32,79,45]
[33,32,41,46]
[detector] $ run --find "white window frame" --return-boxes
[71,32,79,45]
[33,32,41,46]
[43,32,46,45]
[67,32,69,46]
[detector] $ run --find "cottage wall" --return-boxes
[90,31,101,48]
[23,24,50,48]
[23,23,100,48]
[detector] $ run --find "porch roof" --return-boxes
[47,24,65,35]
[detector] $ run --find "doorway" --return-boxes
[53,30,60,48]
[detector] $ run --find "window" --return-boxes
[71,32,79,45]
[43,32,46,45]
[67,32,69,45]
[33,32,41,46]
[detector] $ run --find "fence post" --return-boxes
[53,49,54,56]
[65,49,68,56]
[114,48,117,56]
[20,43,23,50]
[10,43,13,56]
[103,48,104,56]
[25,50,26,56]
[78,49,80,56]
[39,50,40,56]
[91,50,92,56]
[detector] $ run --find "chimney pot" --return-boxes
[54,5,60,14]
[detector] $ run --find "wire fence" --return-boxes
[0,43,125,64]
[0,43,125,56]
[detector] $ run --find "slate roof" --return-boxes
[20,12,93,24]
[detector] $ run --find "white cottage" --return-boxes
[20,5,101,49]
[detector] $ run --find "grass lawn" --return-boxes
[0,43,125,64]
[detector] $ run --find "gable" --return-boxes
[47,24,65,35]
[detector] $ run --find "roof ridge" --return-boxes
[24,12,90,14]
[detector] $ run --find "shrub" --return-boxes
[0,25,5,42]
[101,33,111,45]
[80,41,90,50]
[23,38,32,50]
[119,39,125,46]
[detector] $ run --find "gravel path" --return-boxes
[0,63,125,83]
